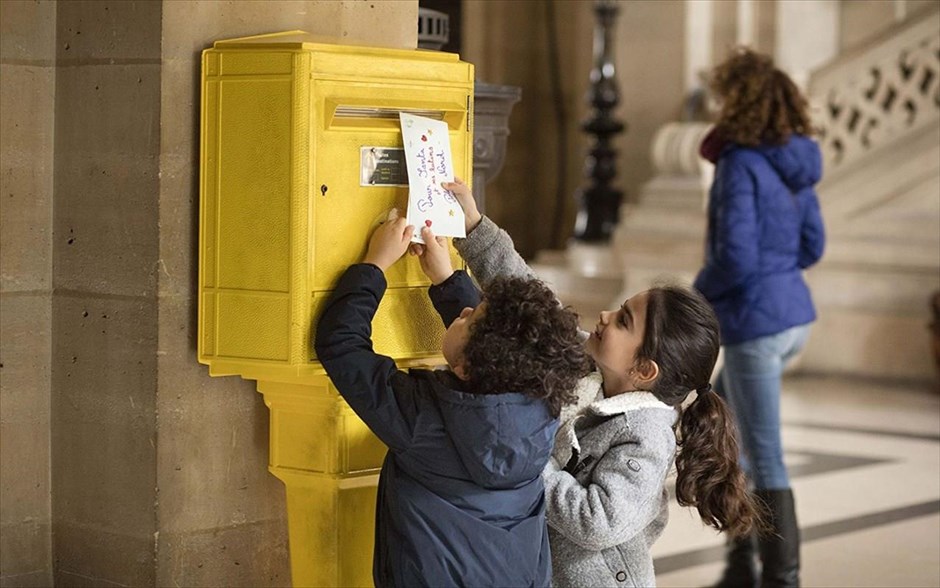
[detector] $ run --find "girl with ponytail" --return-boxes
[438,178,762,587]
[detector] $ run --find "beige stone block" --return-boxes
[51,421,155,541]
[0,422,50,524]
[54,64,160,160]
[0,0,56,63]
[52,156,159,296]
[161,0,417,62]
[53,522,154,587]
[157,293,286,533]
[0,163,54,293]
[55,0,161,63]
[156,151,197,300]
[51,296,158,557]
[52,67,161,296]
[0,520,51,580]
[0,65,55,167]
[52,571,124,588]
[0,568,53,588]
[158,59,197,166]
[0,65,54,293]
[156,518,290,588]
[52,295,156,423]
[0,294,51,423]
[155,384,286,533]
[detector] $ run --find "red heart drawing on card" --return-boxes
[421,135,428,142]
[425,220,432,228]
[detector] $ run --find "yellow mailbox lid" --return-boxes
[212,30,460,60]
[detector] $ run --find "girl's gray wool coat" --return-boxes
[543,373,678,588]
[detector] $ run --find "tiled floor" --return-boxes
[652,375,940,587]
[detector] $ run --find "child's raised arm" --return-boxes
[443,177,482,234]
[314,217,420,453]
[442,179,537,286]
[411,225,482,327]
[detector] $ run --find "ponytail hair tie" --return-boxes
[696,383,713,396]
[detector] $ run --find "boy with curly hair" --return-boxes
[314,213,590,588]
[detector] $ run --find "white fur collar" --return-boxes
[586,389,674,416]
[559,372,605,424]
[560,371,673,425]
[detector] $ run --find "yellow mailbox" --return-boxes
[198,31,474,587]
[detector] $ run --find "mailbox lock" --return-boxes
[320,184,328,196]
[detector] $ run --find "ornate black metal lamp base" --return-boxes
[573,0,626,243]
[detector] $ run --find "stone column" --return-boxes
[775,0,839,87]
[2,2,418,587]
[159,5,417,585]
[611,122,711,302]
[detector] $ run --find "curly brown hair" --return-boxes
[711,47,813,146]
[463,277,591,418]
[637,286,763,537]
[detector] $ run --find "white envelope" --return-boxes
[400,112,465,243]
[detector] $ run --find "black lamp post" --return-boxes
[573,0,626,242]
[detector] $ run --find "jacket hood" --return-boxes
[753,135,822,191]
[432,375,557,489]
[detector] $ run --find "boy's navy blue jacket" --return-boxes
[694,134,826,345]
[314,264,556,588]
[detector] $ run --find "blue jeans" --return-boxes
[714,324,811,491]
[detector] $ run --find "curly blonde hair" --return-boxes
[711,47,813,146]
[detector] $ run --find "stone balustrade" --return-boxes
[808,4,940,177]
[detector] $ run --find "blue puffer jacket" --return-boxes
[694,134,826,345]
[315,265,556,587]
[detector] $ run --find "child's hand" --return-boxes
[442,177,482,233]
[364,213,415,271]
[409,226,454,285]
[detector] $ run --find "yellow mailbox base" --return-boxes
[258,378,387,588]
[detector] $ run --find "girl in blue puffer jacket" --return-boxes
[694,47,826,588]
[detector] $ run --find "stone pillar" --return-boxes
[51,2,163,583]
[0,2,418,587]
[775,0,839,87]
[159,5,417,586]
[0,1,56,586]
[684,0,713,95]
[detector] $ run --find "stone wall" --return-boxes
[841,0,939,51]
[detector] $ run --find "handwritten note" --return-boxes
[400,113,465,243]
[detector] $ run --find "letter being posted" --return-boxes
[400,112,464,244]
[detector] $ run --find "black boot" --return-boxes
[756,489,800,588]
[714,534,758,588]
